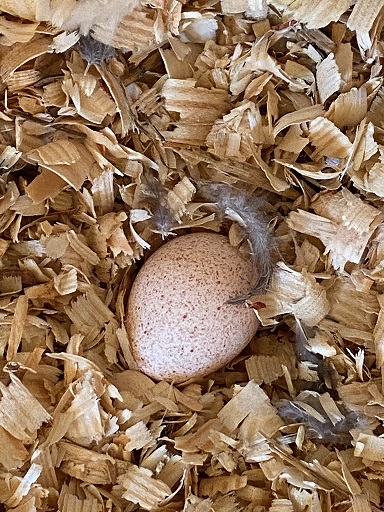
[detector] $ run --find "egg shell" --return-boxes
[126,232,259,382]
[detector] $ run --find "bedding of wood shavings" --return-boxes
[1,0,384,510]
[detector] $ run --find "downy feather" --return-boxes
[140,173,178,239]
[77,35,116,65]
[199,183,274,303]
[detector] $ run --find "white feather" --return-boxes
[51,0,141,37]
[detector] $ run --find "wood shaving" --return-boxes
[114,465,172,510]
[0,373,51,443]
[1,2,384,511]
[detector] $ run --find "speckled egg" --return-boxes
[126,232,259,382]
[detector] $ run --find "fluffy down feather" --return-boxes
[199,183,274,303]
[77,35,116,65]
[139,173,178,239]
[275,397,365,446]
[50,0,141,37]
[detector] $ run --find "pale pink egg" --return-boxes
[126,232,259,382]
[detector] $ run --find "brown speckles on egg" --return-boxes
[126,233,259,382]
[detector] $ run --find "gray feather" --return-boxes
[276,398,367,446]
[199,183,274,303]
[77,35,116,65]
[140,173,178,239]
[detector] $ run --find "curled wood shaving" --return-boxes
[245,341,297,385]
[355,434,384,462]
[114,465,172,511]
[0,373,50,443]
[347,0,384,53]
[91,169,115,215]
[24,170,69,203]
[62,66,116,124]
[258,263,330,327]
[167,176,196,221]
[57,483,102,512]
[61,379,106,446]
[53,268,78,296]
[0,36,53,82]
[328,87,367,129]
[0,145,22,169]
[307,117,353,160]
[0,426,28,470]
[218,381,283,436]
[373,296,384,367]
[161,78,229,145]
[67,231,100,266]
[96,66,135,136]
[57,441,118,485]
[273,0,350,28]
[200,474,247,496]
[6,69,40,92]
[122,421,154,452]
[273,105,325,138]
[64,289,114,339]
[288,189,383,271]
[0,0,39,20]
[26,140,97,190]
[269,498,294,512]
[316,53,341,104]
[1,463,43,508]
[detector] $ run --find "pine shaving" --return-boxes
[115,466,171,510]
[2,2,384,511]
[0,36,52,82]
[355,434,384,462]
[57,441,118,485]
[0,373,50,443]
[316,53,341,104]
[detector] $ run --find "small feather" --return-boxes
[77,35,116,65]
[199,183,274,303]
[276,398,366,446]
[59,0,141,36]
[140,173,178,240]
